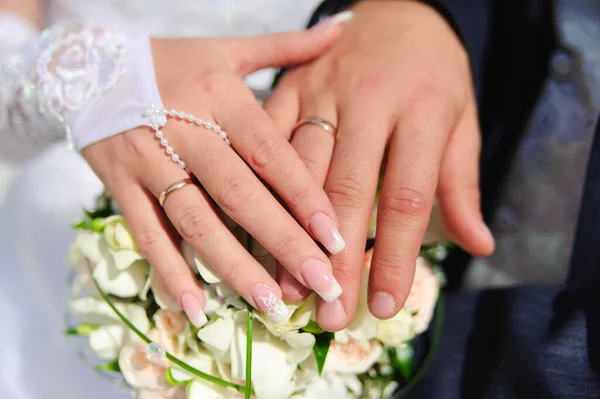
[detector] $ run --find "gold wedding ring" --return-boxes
[291,117,337,138]
[159,178,196,207]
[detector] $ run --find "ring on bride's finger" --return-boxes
[291,117,337,138]
[159,178,197,207]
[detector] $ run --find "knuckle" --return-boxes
[372,254,406,283]
[250,137,286,170]
[193,72,232,99]
[215,173,255,213]
[380,187,429,219]
[348,70,382,99]
[409,82,446,113]
[135,229,163,257]
[327,175,368,210]
[174,206,213,242]
[297,154,321,177]
[156,267,180,295]
[271,233,303,259]
[219,262,245,286]
[289,184,313,211]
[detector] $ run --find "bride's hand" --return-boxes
[266,2,495,330]
[82,21,348,326]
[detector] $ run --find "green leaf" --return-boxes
[392,343,414,381]
[165,368,188,386]
[72,216,94,231]
[301,320,324,335]
[66,323,99,336]
[72,216,106,232]
[94,360,121,373]
[312,332,334,376]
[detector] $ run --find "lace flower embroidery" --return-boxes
[36,25,128,120]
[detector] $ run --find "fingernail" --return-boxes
[317,299,347,329]
[181,293,208,328]
[368,292,397,319]
[312,10,355,30]
[301,258,342,302]
[310,212,346,255]
[252,283,290,324]
[478,221,494,244]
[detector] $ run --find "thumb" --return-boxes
[437,103,495,257]
[223,11,354,75]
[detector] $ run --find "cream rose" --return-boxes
[119,329,185,393]
[71,222,149,298]
[405,257,440,334]
[324,339,382,375]
[376,308,415,347]
[69,297,150,360]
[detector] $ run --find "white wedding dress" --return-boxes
[0,1,321,398]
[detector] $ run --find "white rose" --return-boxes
[73,227,149,298]
[102,215,144,269]
[196,310,235,360]
[376,308,415,347]
[69,297,149,360]
[323,339,382,375]
[296,357,362,399]
[169,352,238,399]
[230,310,298,399]
[405,257,440,334]
[254,294,316,363]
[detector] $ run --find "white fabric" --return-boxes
[0,1,321,399]
[0,15,164,157]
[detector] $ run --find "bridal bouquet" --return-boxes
[66,192,447,399]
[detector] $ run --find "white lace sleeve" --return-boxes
[0,12,164,163]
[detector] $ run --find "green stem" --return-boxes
[395,293,445,398]
[87,264,249,393]
[245,309,253,399]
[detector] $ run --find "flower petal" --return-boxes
[196,313,235,358]
[89,325,125,360]
[230,311,296,399]
[93,260,149,298]
[182,242,222,283]
[344,269,378,341]
[187,380,237,399]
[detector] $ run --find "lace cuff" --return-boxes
[0,13,164,162]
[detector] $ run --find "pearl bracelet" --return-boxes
[144,104,230,170]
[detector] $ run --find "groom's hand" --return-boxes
[265,0,495,331]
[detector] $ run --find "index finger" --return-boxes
[216,80,346,256]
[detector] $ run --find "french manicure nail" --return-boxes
[312,10,355,30]
[301,258,342,302]
[252,283,290,324]
[369,292,397,319]
[181,293,208,328]
[310,212,346,255]
[317,299,347,329]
